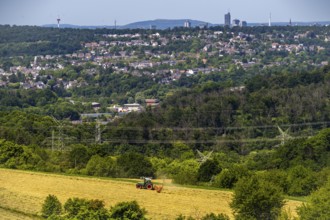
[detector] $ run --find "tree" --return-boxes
[172,159,199,185]
[117,152,155,178]
[230,175,284,220]
[286,165,317,196]
[85,155,117,177]
[109,201,147,220]
[297,178,330,220]
[197,159,221,182]
[68,144,90,169]
[41,194,62,218]
[213,165,249,189]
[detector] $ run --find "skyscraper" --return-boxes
[225,12,231,27]
[232,19,240,27]
[184,20,191,28]
[241,21,247,27]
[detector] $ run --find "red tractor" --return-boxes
[136,177,154,190]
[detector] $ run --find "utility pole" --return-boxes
[95,120,101,144]
[52,116,65,151]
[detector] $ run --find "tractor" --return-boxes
[136,177,154,190]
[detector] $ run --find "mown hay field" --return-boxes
[0,169,302,219]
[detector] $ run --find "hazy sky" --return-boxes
[0,0,329,26]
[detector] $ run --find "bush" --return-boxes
[201,213,230,220]
[109,200,147,220]
[41,194,62,218]
[175,213,230,220]
[63,197,109,219]
[297,178,330,219]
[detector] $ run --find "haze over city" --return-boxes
[0,0,330,26]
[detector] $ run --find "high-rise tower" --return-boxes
[269,13,272,27]
[184,20,191,28]
[225,12,231,27]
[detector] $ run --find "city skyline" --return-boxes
[0,0,329,26]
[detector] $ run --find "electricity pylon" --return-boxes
[196,150,213,164]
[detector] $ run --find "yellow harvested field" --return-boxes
[0,169,301,219]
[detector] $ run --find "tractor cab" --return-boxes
[136,177,154,190]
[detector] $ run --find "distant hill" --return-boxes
[42,19,214,30]
[42,19,330,29]
[120,19,213,29]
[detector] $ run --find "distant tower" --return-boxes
[269,13,272,27]
[114,20,117,29]
[289,18,292,26]
[184,20,191,28]
[57,16,61,28]
[225,12,231,27]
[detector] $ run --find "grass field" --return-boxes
[0,169,302,219]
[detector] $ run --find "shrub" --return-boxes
[63,197,109,219]
[297,178,330,219]
[41,194,62,218]
[109,200,147,220]
[175,213,230,220]
[201,213,230,220]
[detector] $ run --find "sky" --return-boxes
[0,0,329,26]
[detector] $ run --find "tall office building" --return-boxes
[225,12,231,27]
[184,20,191,28]
[232,19,240,27]
[241,21,247,27]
